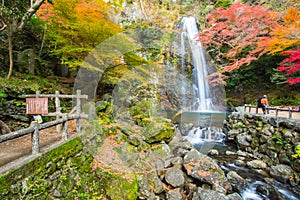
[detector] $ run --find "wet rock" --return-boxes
[226,192,243,200]
[236,133,251,148]
[233,159,246,167]
[256,184,287,200]
[227,129,240,140]
[226,171,246,192]
[247,159,267,169]
[270,164,298,186]
[207,149,219,156]
[225,151,236,156]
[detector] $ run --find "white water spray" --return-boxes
[177,16,213,111]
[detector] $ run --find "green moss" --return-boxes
[144,119,175,144]
[95,169,138,200]
[0,137,96,198]
[0,73,71,94]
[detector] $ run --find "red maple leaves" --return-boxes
[278,50,300,84]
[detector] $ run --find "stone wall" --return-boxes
[0,87,31,126]
[225,112,300,173]
[0,136,138,199]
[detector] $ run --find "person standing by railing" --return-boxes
[261,95,269,114]
[257,96,263,113]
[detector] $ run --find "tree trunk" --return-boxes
[6,25,13,79]
[138,0,148,21]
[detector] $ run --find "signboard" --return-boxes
[26,98,48,114]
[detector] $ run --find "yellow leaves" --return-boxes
[39,0,123,68]
[265,7,300,55]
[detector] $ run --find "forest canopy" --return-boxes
[0,0,299,86]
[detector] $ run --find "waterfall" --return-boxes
[172,16,226,148]
[175,16,213,111]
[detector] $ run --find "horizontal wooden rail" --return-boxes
[20,93,88,99]
[244,104,299,119]
[0,113,87,154]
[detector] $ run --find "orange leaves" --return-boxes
[36,2,55,23]
[75,0,107,24]
[282,7,300,24]
[259,8,300,84]
[264,8,300,55]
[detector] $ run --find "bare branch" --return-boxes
[18,0,45,30]
[0,14,7,32]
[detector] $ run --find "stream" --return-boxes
[194,140,300,200]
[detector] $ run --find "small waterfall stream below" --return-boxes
[172,16,300,200]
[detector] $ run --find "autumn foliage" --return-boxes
[263,8,300,55]
[37,0,122,68]
[278,50,300,84]
[200,3,279,72]
[261,8,300,84]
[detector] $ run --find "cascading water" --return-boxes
[173,16,226,147]
[176,16,213,111]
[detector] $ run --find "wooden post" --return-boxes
[36,90,40,98]
[76,90,81,133]
[276,108,279,118]
[55,91,62,133]
[248,105,251,113]
[31,121,40,154]
[256,106,258,114]
[289,107,292,119]
[62,118,68,140]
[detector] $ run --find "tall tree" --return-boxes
[0,0,45,79]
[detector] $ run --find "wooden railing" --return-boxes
[0,90,88,155]
[244,104,299,119]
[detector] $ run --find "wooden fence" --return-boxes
[244,104,299,119]
[0,90,88,155]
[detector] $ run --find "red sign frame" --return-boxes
[26,98,48,114]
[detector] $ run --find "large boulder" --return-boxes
[183,149,232,192]
[165,167,185,187]
[270,164,299,186]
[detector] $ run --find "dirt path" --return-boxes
[0,120,77,168]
